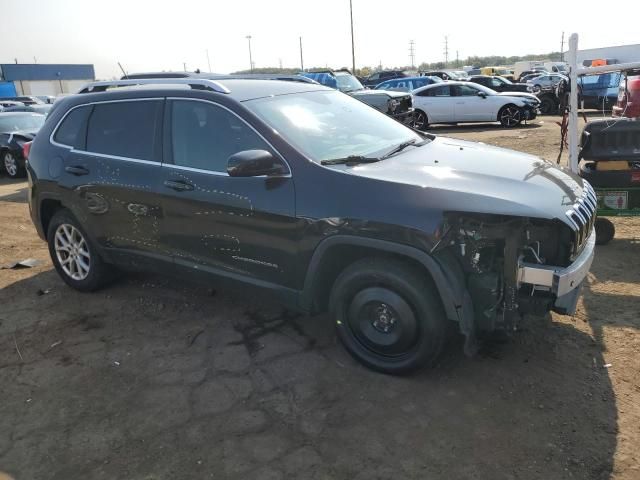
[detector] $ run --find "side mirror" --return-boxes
[227,150,287,177]
[477,91,488,98]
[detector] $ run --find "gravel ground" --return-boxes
[0,115,638,479]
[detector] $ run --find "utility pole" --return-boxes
[183,62,187,72]
[279,58,283,70]
[246,35,254,72]
[443,36,449,67]
[299,36,304,71]
[206,49,212,72]
[456,50,459,68]
[560,31,565,62]
[349,0,356,74]
[409,40,415,69]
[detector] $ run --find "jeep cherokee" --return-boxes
[26,78,596,374]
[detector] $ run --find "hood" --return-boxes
[345,136,584,226]
[351,89,410,99]
[497,91,539,102]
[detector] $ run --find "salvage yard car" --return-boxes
[0,112,45,178]
[26,78,595,374]
[300,69,414,125]
[411,81,540,129]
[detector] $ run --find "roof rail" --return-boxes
[77,78,231,94]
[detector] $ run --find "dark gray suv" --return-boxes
[26,78,596,374]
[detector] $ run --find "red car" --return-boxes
[613,72,640,118]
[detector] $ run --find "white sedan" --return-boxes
[411,81,540,129]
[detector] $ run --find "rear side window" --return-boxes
[53,106,90,148]
[86,100,162,161]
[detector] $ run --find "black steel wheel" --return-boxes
[413,110,429,131]
[329,258,448,374]
[595,217,615,245]
[498,105,523,128]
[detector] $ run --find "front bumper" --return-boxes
[391,108,415,125]
[517,228,596,314]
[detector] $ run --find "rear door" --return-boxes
[55,98,168,270]
[413,85,454,122]
[157,98,297,287]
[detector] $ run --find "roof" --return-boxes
[0,64,95,81]
[72,78,330,103]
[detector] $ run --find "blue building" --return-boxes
[0,63,95,97]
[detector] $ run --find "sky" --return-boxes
[1,0,639,79]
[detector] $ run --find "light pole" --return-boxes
[246,35,254,72]
[299,36,304,71]
[349,0,356,74]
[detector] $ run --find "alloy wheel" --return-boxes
[500,107,522,127]
[3,152,17,177]
[413,112,427,130]
[54,224,91,281]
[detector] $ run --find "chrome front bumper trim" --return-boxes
[518,228,596,297]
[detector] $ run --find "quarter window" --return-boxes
[54,106,90,148]
[86,100,162,161]
[170,100,270,173]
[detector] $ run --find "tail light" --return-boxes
[22,141,32,160]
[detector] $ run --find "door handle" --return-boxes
[163,179,194,192]
[65,165,90,176]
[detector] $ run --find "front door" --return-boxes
[452,84,493,122]
[158,98,297,287]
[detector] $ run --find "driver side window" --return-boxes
[170,100,270,173]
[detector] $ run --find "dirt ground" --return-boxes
[1,115,639,480]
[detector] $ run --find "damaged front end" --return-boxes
[433,200,596,351]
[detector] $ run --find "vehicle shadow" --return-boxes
[429,121,544,134]
[0,178,28,203]
[0,269,617,480]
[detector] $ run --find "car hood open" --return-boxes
[347,136,585,225]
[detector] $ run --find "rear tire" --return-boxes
[498,105,523,128]
[413,110,429,131]
[539,96,557,115]
[3,151,25,179]
[329,257,448,374]
[47,209,115,292]
[595,217,615,245]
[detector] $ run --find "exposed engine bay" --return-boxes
[434,213,578,338]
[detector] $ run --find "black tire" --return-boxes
[329,257,448,374]
[539,96,557,115]
[498,105,523,128]
[47,209,115,291]
[2,150,26,179]
[413,110,429,131]
[595,217,615,245]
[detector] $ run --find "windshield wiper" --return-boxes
[320,155,380,166]
[380,139,425,160]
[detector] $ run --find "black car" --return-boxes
[0,96,45,106]
[420,71,457,81]
[0,112,46,178]
[468,75,530,93]
[2,104,53,115]
[362,70,408,87]
[28,78,596,374]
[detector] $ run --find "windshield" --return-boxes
[0,113,45,132]
[335,74,364,93]
[245,90,423,163]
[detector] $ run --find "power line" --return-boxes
[409,40,415,69]
[444,36,449,67]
